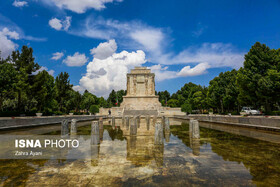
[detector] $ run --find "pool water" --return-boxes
[0,118,280,186]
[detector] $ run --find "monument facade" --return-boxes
[98,67,185,116]
[120,67,161,114]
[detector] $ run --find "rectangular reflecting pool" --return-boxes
[0,118,280,186]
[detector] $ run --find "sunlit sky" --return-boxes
[1,0,280,97]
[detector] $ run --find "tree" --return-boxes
[89,105,99,115]
[237,42,280,112]
[11,46,40,112]
[81,90,96,112]
[0,62,18,111]
[167,99,180,107]
[55,72,72,112]
[181,101,192,114]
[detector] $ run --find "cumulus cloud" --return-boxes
[90,39,117,59]
[49,17,71,31]
[74,41,146,97]
[130,29,164,52]
[48,0,123,13]
[177,63,210,77]
[12,1,28,7]
[150,63,209,81]
[170,43,244,68]
[33,66,55,76]
[51,52,64,60]
[0,27,19,58]
[63,52,88,67]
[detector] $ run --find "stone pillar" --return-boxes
[146,115,150,130]
[154,122,164,145]
[61,119,69,137]
[161,116,165,127]
[130,117,137,136]
[190,120,200,139]
[70,119,77,135]
[125,116,130,130]
[165,132,170,142]
[112,116,115,127]
[189,119,200,156]
[164,117,170,132]
[122,116,125,127]
[137,115,140,128]
[91,121,100,145]
[153,115,157,126]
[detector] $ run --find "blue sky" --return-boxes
[0,0,280,97]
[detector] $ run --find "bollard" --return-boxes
[112,116,115,127]
[122,116,125,127]
[91,121,100,145]
[70,119,77,135]
[125,116,130,130]
[161,116,165,127]
[130,117,137,135]
[192,120,200,139]
[61,119,69,137]
[164,117,170,132]
[154,122,164,145]
[165,132,170,142]
[146,115,150,130]
[137,115,140,128]
[153,115,157,126]
[189,119,194,135]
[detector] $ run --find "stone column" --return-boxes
[91,121,100,145]
[70,119,77,135]
[61,119,69,137]
[137,115,140,128]
[154,122,164,145]
[125,116,130,130]
[112,116,115,129]
[130,117,137,135]
[146,115,150,130]
[189,119,200,156]
[164,117,170,132]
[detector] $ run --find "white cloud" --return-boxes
[0,28,19,58]
[75,41,146,97]
[170,43,244,68]
[90,39,117,60]
[12,1,28,7]
[150,63,209,82]
[63,52,88,67]
[49,17,71,31]
[33,66,55,76]
[48,0,123,13]
[51,52,64,60]
[177,63,210,77]
[130,29,164,52]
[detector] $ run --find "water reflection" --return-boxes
[0,117,280,186]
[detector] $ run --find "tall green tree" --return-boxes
[237,42,280,112]
[55,72,72,112]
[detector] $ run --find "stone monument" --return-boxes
[98,67,185,116]
[120,67,161,115]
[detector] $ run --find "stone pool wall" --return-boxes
[174,115,280,131]
[0,115,106,130]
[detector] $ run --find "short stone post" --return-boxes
[130,117,137,136]
[70,119,77,135]
[146,115,150,130]
[91,121,100,145]
[165,132,170,142]
[154,122,164,145]
[153,115,157,126]
[164,117,170,132]
[125,116,130,130]
[122,116,125,127]
[161,116,165,127]
[61,119,69,137]
[99,117,103,130]
[112,116,115,127]
[137,115,140,128]
[191,120,200,139]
